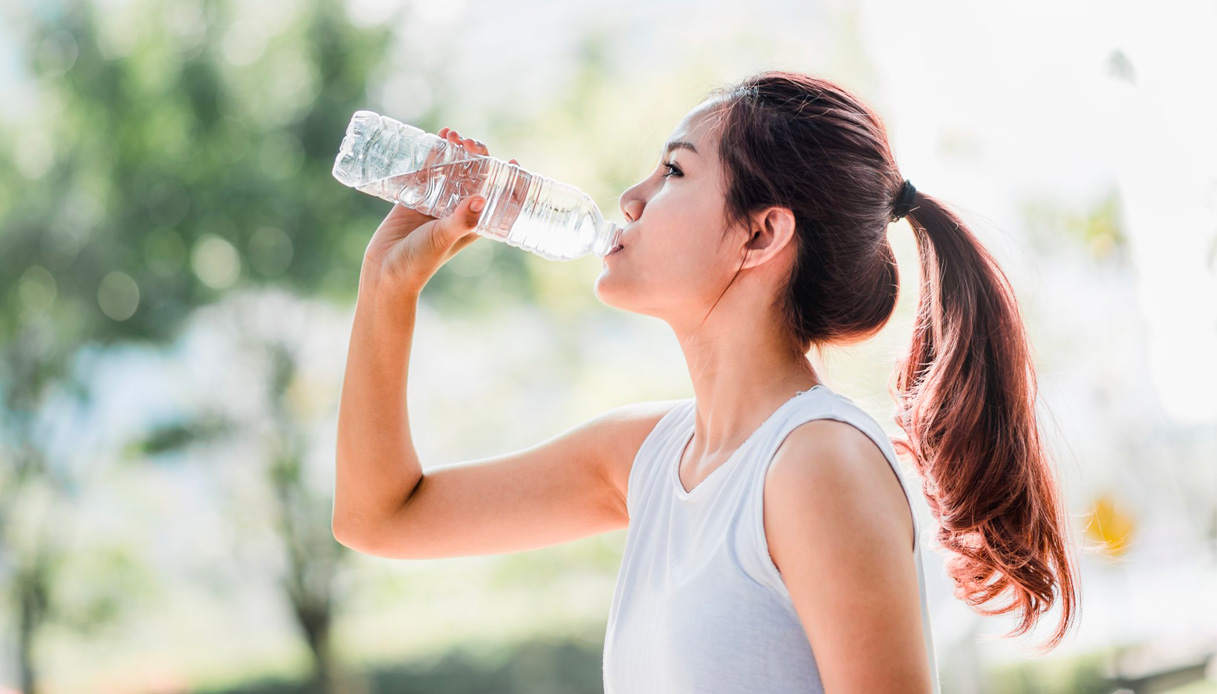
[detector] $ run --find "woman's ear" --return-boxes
[739,206,797,271]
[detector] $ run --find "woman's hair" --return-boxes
[707,70,1079,651]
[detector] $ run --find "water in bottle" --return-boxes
[332,110,623,261]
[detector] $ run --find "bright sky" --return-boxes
[861,0,1217,423]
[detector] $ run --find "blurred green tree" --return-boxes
[124,291,356,694]
[0,0,402,690]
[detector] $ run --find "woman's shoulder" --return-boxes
[765,390,918,551]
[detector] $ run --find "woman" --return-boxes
[333,70,1080,693]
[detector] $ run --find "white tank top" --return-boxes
[602,385,941,693]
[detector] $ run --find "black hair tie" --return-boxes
[891,179,917,222]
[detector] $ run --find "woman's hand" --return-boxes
[361,127,520,297]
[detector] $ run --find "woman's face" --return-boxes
[594,98,748,319]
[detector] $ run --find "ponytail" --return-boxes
[890,192,1080,651]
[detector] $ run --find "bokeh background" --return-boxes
[1,0,1215,692]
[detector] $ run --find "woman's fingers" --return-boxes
[438,127,491,156]
[453,133,486,155]
[443,129,467,149]
[437,127,512,164]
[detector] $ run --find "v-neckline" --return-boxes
[672,385,825,498]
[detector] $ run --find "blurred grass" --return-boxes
[196,629,607,694]
[983,645,1216,694]
[1168,682,1217,694]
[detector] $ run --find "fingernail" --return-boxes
[470,197,485,213]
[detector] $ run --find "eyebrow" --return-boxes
[663,140,699,156]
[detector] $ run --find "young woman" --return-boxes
[334,70,1080,693]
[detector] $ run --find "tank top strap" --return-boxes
[733,386,924,600]
[788,387,915,538]
[754,387,921,544]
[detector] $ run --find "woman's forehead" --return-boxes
[669,99,727,155]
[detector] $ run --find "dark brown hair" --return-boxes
[707,71,1079,651]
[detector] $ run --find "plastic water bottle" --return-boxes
[332,110,623,261]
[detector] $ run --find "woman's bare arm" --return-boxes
[332,270,679,559]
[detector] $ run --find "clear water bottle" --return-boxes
[332,110,623,261]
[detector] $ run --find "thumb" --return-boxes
[443,195,485,240]
[464,195,486,230]
[429,195,484,257]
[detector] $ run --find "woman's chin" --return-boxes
[592,275,613,305]
[593,274,628,310]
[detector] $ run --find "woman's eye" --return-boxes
[662,161,682,178]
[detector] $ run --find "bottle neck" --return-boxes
[596,219,623,257]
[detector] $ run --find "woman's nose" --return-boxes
[619,186,644,223]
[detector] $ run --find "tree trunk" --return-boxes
[17,565,48,694]
[302,607,333,694]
